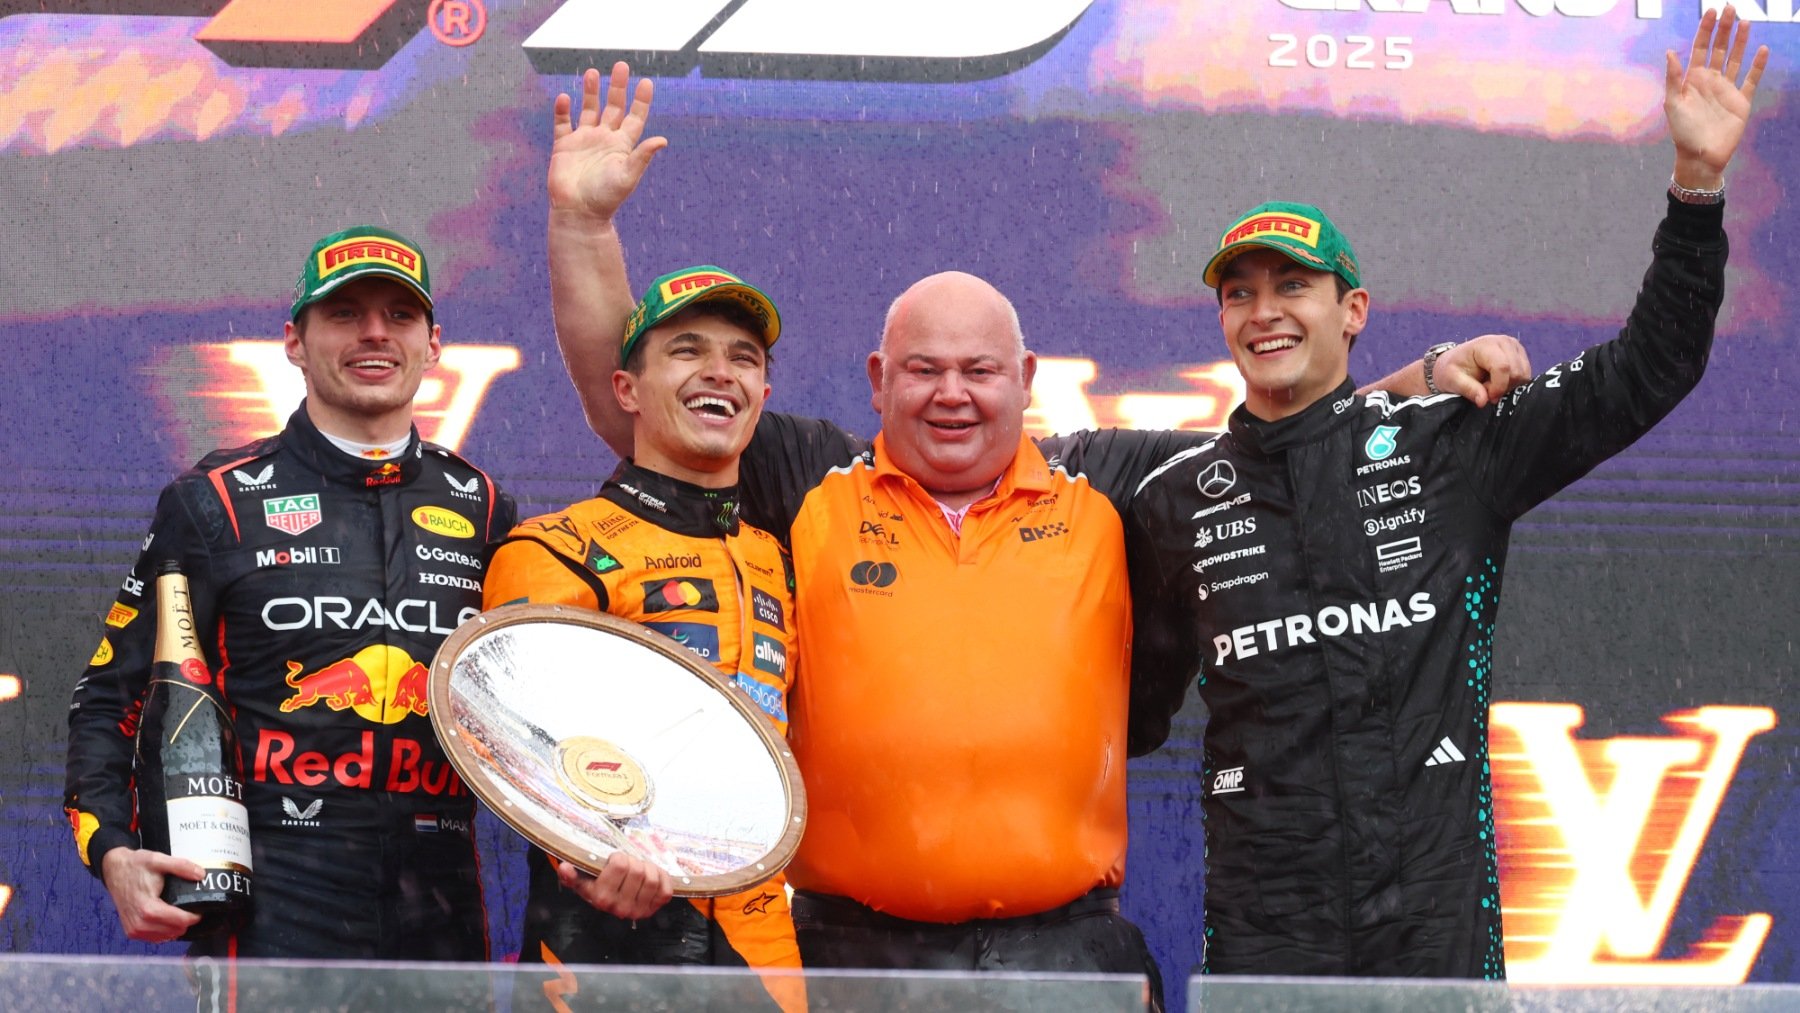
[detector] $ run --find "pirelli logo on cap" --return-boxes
[659,269,739,302]
[318,237,424,282]
[1221,212,1323,250]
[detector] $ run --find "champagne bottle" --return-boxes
[135,561,252,933]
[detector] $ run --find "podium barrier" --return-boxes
[1189,976,1800,1013]
[0,955,1146,1011]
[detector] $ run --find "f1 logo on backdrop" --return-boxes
[4,0,1094,78]
[524,0,1096,79]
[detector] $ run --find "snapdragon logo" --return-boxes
[1212,593,1436,665]
[523,0,1098,80]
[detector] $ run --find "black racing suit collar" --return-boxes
[601,459,743,538]
[1226,378,1360,458]
[283,402,425,488]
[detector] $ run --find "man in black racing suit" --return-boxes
[63,225,516,981]
[1125,11,1765,978]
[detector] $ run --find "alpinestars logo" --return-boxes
[522,0,1098,80]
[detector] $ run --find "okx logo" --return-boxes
[523,0,1097,80]
[1491,703,1777,985]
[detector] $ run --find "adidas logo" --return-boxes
[1425,737,1466,767]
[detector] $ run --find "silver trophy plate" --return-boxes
[428,603,805,896]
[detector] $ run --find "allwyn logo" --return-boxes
[411,506,475,539]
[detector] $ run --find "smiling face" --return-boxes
[614,306,771,488]
[1217,248,1368,421]
[869,272,1036,509]
[285,276,440,443]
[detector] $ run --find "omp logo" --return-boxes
[1492,703,1777,984]
[1210,766,1244,795]
[0,1,471,69]
[523,0,1098,80]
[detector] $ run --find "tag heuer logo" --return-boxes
[264,494,323,536]
[1365,426,1401,462]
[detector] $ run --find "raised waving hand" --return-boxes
[1666,5,1769,190]
[550,63,668,220]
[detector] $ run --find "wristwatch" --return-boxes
[1423,341,1458,396]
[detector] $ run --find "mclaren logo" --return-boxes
[523,0,1097,80]
[1196,460,1237,499]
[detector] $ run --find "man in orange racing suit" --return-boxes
[484,267,802,1013]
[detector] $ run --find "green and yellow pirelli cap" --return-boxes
[1202,201,1362,292]
[621,266,781,363]
[291,225,433,320]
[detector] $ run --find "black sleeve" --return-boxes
[63,481,216,876]
[1453,197,1726,520]
[1039,427,1216,516]
[738,412,869,540]
[1123,486,1202,757]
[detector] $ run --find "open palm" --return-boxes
[548,63,668,217]
[1665,5,1769,176]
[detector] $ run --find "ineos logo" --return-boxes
[1197,460,1237,499]
[849,561,898,588]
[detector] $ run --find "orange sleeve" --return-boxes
[483,538,604,611]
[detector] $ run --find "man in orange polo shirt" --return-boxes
[538,65,1528,1009]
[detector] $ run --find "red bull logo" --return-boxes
[253,729,464,796]
[364,461,403,487]
[278,645,431,724]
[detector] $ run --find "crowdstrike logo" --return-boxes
[523,0,1098,80]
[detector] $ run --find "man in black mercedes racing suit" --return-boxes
[63,225,516,976]
[1125,10,1766,979]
